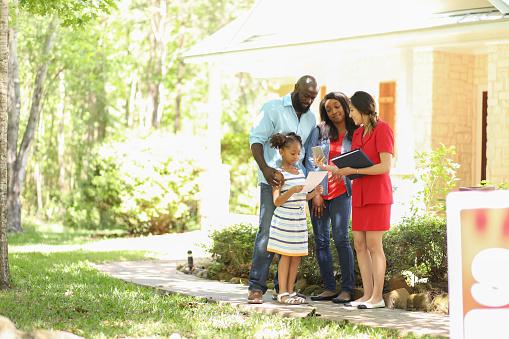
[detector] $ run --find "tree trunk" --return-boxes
[57,71,66,193]
[34,162,43,213]
[149,0,167,129]
[0,0,10,289]
[7,17,58,233]
[172,32,185,133]
[6,0,19,235]
[127,72,137,127]
[174,59,183,133]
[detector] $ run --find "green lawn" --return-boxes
[0,250,440,338]
[7,219,127,246]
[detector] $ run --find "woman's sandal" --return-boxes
[289,292,308,304]
[277,292,302,305]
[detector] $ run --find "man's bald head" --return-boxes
[292,75,318,114]
[295,75,317,90]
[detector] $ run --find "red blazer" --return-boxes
[351,120,394,207]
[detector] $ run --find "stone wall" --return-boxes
[431,51,476,187]
[487,44,509,185]
[473,55,488,183]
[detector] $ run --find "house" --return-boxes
[185,0,509,226]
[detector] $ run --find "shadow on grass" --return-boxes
[7,220,127,246]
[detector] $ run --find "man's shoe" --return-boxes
[310,292,339,301]
[247,290,263,304]
[331,292,353,304]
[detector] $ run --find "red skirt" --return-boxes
[352,204,391,231]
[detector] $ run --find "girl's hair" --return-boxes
[319,91,357,141]
[350,91,378,129]
[269,132,302,149]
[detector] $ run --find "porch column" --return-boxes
[200,63,230,231]
[411,47,434,153]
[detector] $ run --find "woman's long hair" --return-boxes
[350,91,378,129]
[319,91,357,141]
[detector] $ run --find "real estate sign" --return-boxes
[447,190,509,339]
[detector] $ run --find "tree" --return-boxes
[0,0,117,288]
[0,0,10,289]
[7,16,58,233]
[7,1,117,232]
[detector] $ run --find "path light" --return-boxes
[187,250,194,271]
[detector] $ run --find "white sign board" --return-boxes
[446,190,509,339]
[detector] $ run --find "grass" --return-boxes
[2,223,443,338]
[0,250,441,338]
[7,218,127,246]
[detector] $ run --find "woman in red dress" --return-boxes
[318,91,394,309]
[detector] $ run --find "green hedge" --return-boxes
[65,132,202,234]
[208,214,448,287]
[207,221,338,285]
[385,215,447,283]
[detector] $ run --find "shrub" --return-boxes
[405,144,460,215]
[208,221,341,287]
[208,223,263,278]
[65,132,203,234]
[384,215,447,283]
[221,131,258,215]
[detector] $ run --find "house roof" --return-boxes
[184,0,508,62]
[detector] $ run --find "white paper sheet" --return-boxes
[300,171,327,193]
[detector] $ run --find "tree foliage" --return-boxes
[19,0,116,26]
[65,131,204,234]
[0,0,263,240]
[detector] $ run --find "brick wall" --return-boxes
[473,55,488,183]
[487,44,509,185]
[431,51,476,186]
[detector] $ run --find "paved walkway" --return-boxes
[94,260,450,338]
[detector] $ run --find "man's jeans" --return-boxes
[248,183,278,293]
[309,193,355,293]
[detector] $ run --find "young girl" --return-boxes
[266,132,322,305]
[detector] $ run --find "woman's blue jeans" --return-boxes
[309,192,355,293]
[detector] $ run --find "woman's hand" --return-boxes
[315,154,336,172]
[334,167,355,179]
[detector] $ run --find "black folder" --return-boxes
[331,149,373,180]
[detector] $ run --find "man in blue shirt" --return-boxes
[248,75,318,304]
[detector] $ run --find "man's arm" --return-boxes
[251,143,281,186]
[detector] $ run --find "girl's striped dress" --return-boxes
[267,168,308,256]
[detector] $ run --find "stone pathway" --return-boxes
[94,260,450,338]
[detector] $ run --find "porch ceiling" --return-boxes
[184,0,509,71]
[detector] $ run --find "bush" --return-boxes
[208,221,342,287]
[208,217,449,291]
[385,215,447,283]
[221,132,258,215]
[208,223,264,278]
[65,132,203,234]
[406,144,460,215]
